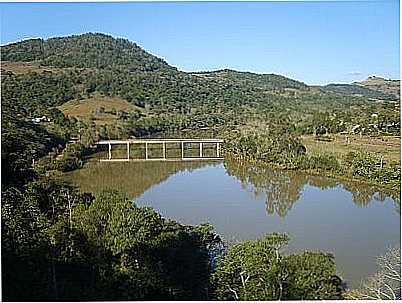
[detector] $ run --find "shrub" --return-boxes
[307,154,341,172]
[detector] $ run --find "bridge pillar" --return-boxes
[181,141,184,159]
[145,142,148,160]
[108,143,112,160]
[199,142,203,158]
[217,142,220,158]
[127,142,130,160]
[163,142,166,159]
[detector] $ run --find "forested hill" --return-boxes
[191,69,309,91]
[1,33,400,145]
[1,33,174,72]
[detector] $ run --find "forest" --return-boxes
[1,33,400,300]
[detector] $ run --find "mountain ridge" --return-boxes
[1,32,399,121]
[2,33,400,96]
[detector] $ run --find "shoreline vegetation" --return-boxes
[2,33,400,300]
[223,151,400,195]
[221,131,400,194]
[35,129,400,195]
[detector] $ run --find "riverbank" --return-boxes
[223,152,400,196]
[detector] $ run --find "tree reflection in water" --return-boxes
[224,160,400,218]
[62,160,219,198]
[63,157,399,218]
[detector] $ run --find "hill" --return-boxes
[3,33,394,113]
[192,69,308,91]
[356,76,400,99]
[1,33,400,192]
[1,33,173,72]
[1,33,400,141]
[320,83,398,100]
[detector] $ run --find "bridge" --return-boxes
[96,138,224,162]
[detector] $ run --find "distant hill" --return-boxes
[320,83,398,101]
[192,69,308,91]
[356,76,400,99]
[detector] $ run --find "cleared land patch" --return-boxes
[302,134,400,162]
[59,95,143,124]
[1,61,61,74]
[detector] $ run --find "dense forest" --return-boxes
[1,33,400,300]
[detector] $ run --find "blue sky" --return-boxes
[0,1,399,85]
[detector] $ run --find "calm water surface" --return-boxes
[63,159,400,287]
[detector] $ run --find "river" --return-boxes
[62,159,400,288]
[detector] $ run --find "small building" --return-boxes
[31,116,50,123]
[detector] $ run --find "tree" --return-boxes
[284,252,344,299]
[345,247,401,300]
[213,233,344,300]
[74,190,220,300]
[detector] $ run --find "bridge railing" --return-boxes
[95,139,224,162]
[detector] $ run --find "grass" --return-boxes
[58,94,144,125]
[1,60,68,74]
[301,134,400,162]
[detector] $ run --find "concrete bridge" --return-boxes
[96,138,224,162]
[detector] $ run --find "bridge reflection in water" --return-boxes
[96,139,224,162]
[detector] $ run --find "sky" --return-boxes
[0,1,399,85]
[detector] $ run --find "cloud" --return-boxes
[346,71,363,76]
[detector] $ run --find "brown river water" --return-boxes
[62,158,400,288]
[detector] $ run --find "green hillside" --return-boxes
[1,32,400,302]
[1,33,400,184]
[321,83,398,100]
[1,33,173,72]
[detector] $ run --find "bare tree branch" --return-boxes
[345,247,401,300]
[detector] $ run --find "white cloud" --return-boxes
[346,71,363,76]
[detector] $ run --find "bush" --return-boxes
[307,154,341,172]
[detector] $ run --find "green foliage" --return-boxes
[1,32,398,301]
[284,252,344,300]
[3,33,393,138]
[322,83,398,101]
[213,233,343,300]
[1,178,93,300]
[343,151,400,188]
[76,190,218,300]
[303,153,341,172]
[1,33,173,72]
[213,233,290,300]
[1,112,64,186]
[224,129,306,167]
[1,71,78,115]
[2,181,221,301]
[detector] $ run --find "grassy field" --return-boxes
[58,95,143,125]
[1,61,67,74]
[301,134,400,162]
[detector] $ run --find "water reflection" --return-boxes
[62,157,400,287]
[63,157,400,217]
[224,160,400,217]
[62,159,220,198]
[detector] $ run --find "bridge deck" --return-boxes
[95,138,224,162]
[96,138,224,144]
